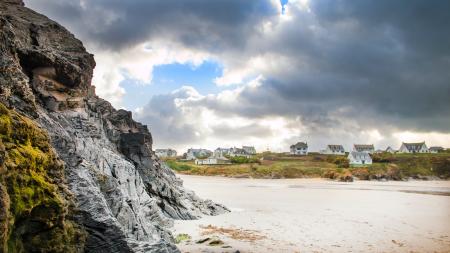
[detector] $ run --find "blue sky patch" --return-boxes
[280,0,288,14]
[121,61,223,110]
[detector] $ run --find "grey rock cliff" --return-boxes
[0,1,227,252]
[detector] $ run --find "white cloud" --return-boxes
[136,79,450,154]
[26,0,450,152]
[90,41,211,107]
[90,0,450,152]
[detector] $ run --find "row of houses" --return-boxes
[155,146,257,162]
[291,142,443,156]
[290,141,444,166]
[157,141,444,166]
[214,146,256,158]
[194,146,256,165]
[289,142,374,165]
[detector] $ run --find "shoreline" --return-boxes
[177,174,450,196]
[176,171,449,181]
[173,175,450,253]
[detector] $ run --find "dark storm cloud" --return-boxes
[187,0,450,133]
[310,0,450,56]
[25,0,278,51]
[25,0,450,136]
[277,0,450,132]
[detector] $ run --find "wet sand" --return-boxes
[173,175,450,253]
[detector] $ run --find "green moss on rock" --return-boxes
[0,103,85,253]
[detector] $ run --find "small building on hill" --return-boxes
[229,147,252,158]
[321,144,345,155]
[398,142,429,153]
[353,144,375,154]
[155,148,177,158]
[242,146,256,155]
[195,157,232,165]
[429,146,443,153]
[214,148,231,158]
[215,146,255,158]
[184,148,212,160]
[290,142,308,155]
[348,151,372,166]
[386,146,396,153]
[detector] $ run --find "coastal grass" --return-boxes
[200,224,267,242]
[166,154,338,178]
[165,152,450,180]
[174,233,191,244]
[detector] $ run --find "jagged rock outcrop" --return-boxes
[0,1,228,252]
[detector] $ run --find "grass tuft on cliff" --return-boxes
[0,103,86,253]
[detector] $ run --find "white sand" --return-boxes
[173,175,450,253]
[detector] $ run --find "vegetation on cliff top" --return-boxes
[0,103,85,253]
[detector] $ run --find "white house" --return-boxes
[214,146,255,158]
[429,146,444,153]
[321,145,345,155]
[242,146,256,155]
[195,157,232,165]
[155,148,177,158]
[386,146,396,153]
[214,148,231,158]
[290,142,308,155]
[229,147,252,158]
[348,151,372,166]
[184,148,212,160]
[353,144,375,154]
[398,142,429,153]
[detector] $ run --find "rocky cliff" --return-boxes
[0,1,227,252]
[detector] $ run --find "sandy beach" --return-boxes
[173,175,450,253]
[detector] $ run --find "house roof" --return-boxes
[291,142,308,148]
[327,145,344,152]
[155,148,176,152]
[354,144,374,151]
[242,146,256,152]
[429,146,443,151]
[402,142,426,151]
[231,148,248,154]
[349,151,371,160]
[215,147,230,151]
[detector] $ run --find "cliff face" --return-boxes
[0,1,227,252]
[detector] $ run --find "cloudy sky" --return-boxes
[25,0,450,152]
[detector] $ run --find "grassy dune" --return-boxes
[164,152,450,181]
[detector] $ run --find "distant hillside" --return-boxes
[166,153,450,181]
